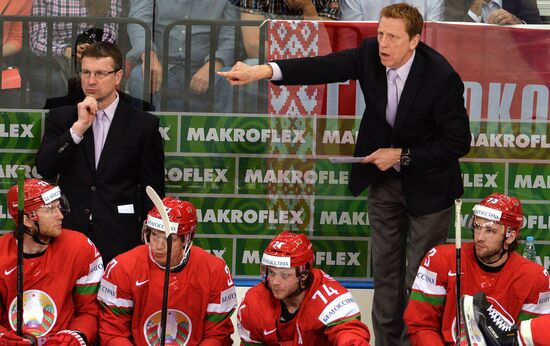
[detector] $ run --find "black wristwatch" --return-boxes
[400,148,411,166]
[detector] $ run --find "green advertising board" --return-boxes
[1,112,549,282]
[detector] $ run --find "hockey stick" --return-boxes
[454,198,463,343]
[16,168,25,336]
[145,186,172,346]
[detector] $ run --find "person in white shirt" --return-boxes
[340,0,444,21]
[444,0,542,24]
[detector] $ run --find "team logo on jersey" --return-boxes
[143,309,192,345]
[8,290,57,337]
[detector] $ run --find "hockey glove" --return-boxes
[43,330,86,346]
[0,331,35,345]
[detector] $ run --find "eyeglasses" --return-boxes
[79,70,117,80]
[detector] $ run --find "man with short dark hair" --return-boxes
[35,41,165,264]
[404,192,550,344]
[219,4,471,344]
[0,179,103,345]
[237,231,371,345]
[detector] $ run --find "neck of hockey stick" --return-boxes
[160,235,173,346]
[16,168,25,336]
[454,199,462,341]
[455,248,461,339]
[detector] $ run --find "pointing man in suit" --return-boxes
[35,42,165,264]
[219,4,471,344]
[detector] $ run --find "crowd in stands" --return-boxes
[0,0,547,111]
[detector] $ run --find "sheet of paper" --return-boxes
[328,156,364,163]
[117,204,135,214]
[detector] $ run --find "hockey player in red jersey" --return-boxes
[237,231,371,345]
[98,197,237,345]
[0,179,103,345]
[404,192,550,345]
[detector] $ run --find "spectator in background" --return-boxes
[340,0,444,21]
[1,0,31,57]
[126,0,238,112]
[0,0,31,107]
[28,0,122,106]
[444,0,542,24]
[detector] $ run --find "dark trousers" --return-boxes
[368,172,451,345]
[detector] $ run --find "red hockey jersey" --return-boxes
[0,230,103,343]
[237,269,370,345]
[404,243,550,345]
[98,245,237,345]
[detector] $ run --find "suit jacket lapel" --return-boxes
[393,49,425,132]
[96,100,130,176]
[374,63,388,123]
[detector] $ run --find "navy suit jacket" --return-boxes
[35,97,165,263]
[444,0,542,24]
[275,38,471,216]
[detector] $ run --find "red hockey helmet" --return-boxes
[261,231,314,269]
[7,179,63,224]
[145,196,197,237]
[260,231,315,292]
[144,197,197,268]
[472,192,524,236]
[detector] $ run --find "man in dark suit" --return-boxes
[444,0,542,24]
[219,4,471,344]
[35,42,165,264]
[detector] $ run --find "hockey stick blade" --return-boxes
[145,186,173,238]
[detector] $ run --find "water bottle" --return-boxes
[522,236,537,262]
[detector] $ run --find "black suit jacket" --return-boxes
[444,0,542,24]
[35,97,165,263]
[275,38,471,216]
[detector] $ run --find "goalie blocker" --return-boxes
[461,292,550,346]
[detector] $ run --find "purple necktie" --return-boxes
[386,69,399,128]
[93,111,108,168]
[386,69,401,171]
